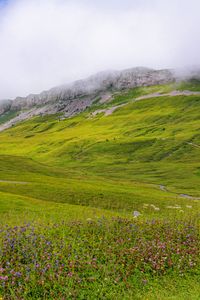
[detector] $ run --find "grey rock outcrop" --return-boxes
[0,67,175,131]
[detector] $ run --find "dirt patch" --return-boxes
[0,180,28,184]
[91,103,126,117]
[136,90,200,101]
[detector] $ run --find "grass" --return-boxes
[0,191,124,226]
[0,111,17,125]
[0,82,200,299]
[178,78,200,91]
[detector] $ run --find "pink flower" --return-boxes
[0,275,8,281]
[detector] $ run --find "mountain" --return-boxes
[0,66,200,299]
[0,73,200,208]
[0,67,175,130]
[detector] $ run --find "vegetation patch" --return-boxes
[0,217,199,299]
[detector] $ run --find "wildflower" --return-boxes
[0,276,8,281]
[133,211,141,218]
[186,205,192,209]
[167,206,181,209]
[14,272,22,278]
[154,207,160,211]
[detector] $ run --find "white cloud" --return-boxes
[0,0,200,99]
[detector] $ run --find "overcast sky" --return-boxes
[0,0,199,99]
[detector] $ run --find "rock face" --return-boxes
[10,67,174,111]
[0,67,175,130]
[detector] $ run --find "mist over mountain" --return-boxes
[0,67,173,121]
[0,65,200,133]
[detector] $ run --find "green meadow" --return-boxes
[0,82,200,299]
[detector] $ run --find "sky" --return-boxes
[0,0,199,99]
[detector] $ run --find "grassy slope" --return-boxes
[0,84,200,215]
[0,110,17,125]
[0,82,200,299]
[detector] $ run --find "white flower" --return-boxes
[154,207,160,211]
[133,211,141,218]
[167,205,181,209]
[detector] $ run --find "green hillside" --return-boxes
[0,84,200,212]
[0,82,200,299]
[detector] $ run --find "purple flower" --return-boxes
[15,272,22,277]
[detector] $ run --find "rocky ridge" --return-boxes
[0,67,176,131]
